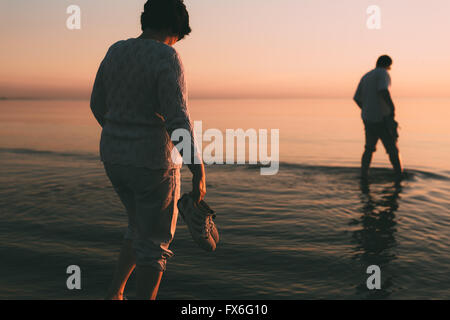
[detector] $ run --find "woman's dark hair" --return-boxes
[376,55,393,68]
[141,0,191,40]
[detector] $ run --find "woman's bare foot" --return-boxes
[105,292,125,300]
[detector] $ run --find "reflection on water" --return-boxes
[0,98,449,299]
[352,180,402,299]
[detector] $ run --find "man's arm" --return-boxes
[354,97,363,109]
[353,80,363,109]
[90,62,107,127]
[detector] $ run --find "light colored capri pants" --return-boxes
[103,162,180,272]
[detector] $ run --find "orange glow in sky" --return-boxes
[1,0,449,99]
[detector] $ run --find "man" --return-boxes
[353,55,403,181]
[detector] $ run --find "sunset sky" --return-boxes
[1,0,449,99]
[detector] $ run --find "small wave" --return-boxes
[243,162,450,181]
[1,147,448,182]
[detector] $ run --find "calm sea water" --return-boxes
[0,98,449,299]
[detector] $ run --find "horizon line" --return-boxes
[2,95,450,101]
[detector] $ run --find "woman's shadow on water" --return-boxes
[350,174,403,299]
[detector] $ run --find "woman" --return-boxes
[90,0,206,300]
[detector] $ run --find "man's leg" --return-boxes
[388,151,403,177]
[361,122,379,179]
[380,125,403,179]
[361,150,373,179]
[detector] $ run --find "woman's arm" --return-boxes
[156,51,206,203]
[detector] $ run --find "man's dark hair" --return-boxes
[141,0,191,40]
[376,55,393,68]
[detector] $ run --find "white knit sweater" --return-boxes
[90,38,194,169]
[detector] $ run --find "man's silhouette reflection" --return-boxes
[351,180,402,298]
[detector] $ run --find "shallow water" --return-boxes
[0,99,449,299]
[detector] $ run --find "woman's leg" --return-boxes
[103,162,138,300]
[105,239,136,300]
[133,168,181,300]
[136,266,163,300]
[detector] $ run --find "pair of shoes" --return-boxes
[177,193,219,252]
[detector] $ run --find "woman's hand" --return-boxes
[189,163,206,203]
[192,171,206,204]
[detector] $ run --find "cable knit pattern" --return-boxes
[90,38,195,169]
